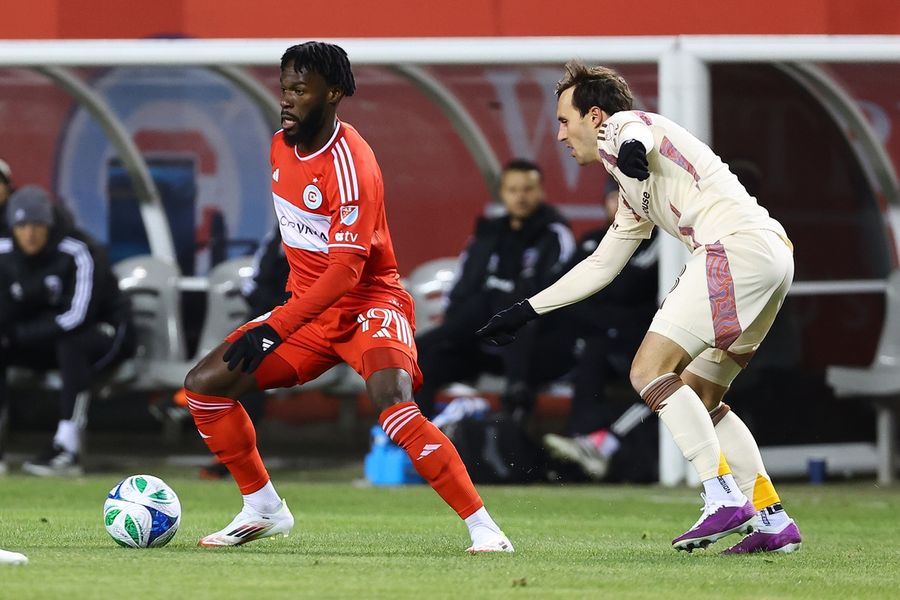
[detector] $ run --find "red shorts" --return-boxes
[226,297,423,392]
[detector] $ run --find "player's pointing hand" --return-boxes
[223,323,283,373]
[476,300,539,346]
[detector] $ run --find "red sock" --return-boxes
[379,402,483,519]
[185,390,269,494]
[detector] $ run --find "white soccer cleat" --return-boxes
[198,499,294,548]
[0,549,28,565]
[466,531,515,554]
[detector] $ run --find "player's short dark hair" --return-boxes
[281,41,357,97]
[556,60,633,116]
[501,158,543,181]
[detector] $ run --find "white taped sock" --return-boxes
[242,481,282,514]
[702,473,745,504]
[465,507,502,545]
[758,504,791,531]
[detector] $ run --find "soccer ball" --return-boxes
[103,474,181,548]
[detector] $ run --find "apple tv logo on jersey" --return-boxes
[335,231,359,243]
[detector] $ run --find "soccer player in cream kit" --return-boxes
[184,42,512,553]
[480,62,802,554]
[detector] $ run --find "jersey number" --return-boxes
[356,307,414,347]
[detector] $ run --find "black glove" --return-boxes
[476,300,539,346]
[617,139,650,181]
[223,323,282,373]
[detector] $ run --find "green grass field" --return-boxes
[1,470,898,599]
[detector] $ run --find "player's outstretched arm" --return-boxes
[530,233,641,313]
[477,233,641,346]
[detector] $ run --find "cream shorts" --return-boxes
[648,229,794,387]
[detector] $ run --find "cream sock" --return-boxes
[642,374,722,481]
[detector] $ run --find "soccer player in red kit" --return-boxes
[184,42,512,553]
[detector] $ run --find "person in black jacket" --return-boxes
[543,180,659,480]
[0,186,135,476]
[241,226,291,317]
[0,159,14,236]
[414,159,576,422]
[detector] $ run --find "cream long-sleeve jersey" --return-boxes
[529,110,786,315]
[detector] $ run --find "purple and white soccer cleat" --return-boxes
[672,497,757,552]
[721,520,802,555]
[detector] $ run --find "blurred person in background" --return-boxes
[198,225,290,480]
[480,61,801,554]
[241,226,292,316]
[0,159,74,238]
[0,186,134,476]
[543,179,659,480]
[414,159,576,423]
[0,159,15,236]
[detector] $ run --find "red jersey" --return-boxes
[265,121,411,337]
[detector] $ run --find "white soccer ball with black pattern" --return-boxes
[103,474,181,548]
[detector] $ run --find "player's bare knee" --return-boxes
[629,360,661,396]
[366,368,413,413]
[184,352,230,396]
[681,370,727,410]
[371,391,407,414]
[184,362,216,396]
[369,382,409,413]
[696,391,721,411]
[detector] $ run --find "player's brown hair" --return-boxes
[556,61,633,116]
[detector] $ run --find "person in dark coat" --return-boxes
[0,159,12,227]
[0,186,134,476]
[415,159,576,422]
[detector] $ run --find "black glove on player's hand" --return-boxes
[476,300,539,346]
[223,323,282,373]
